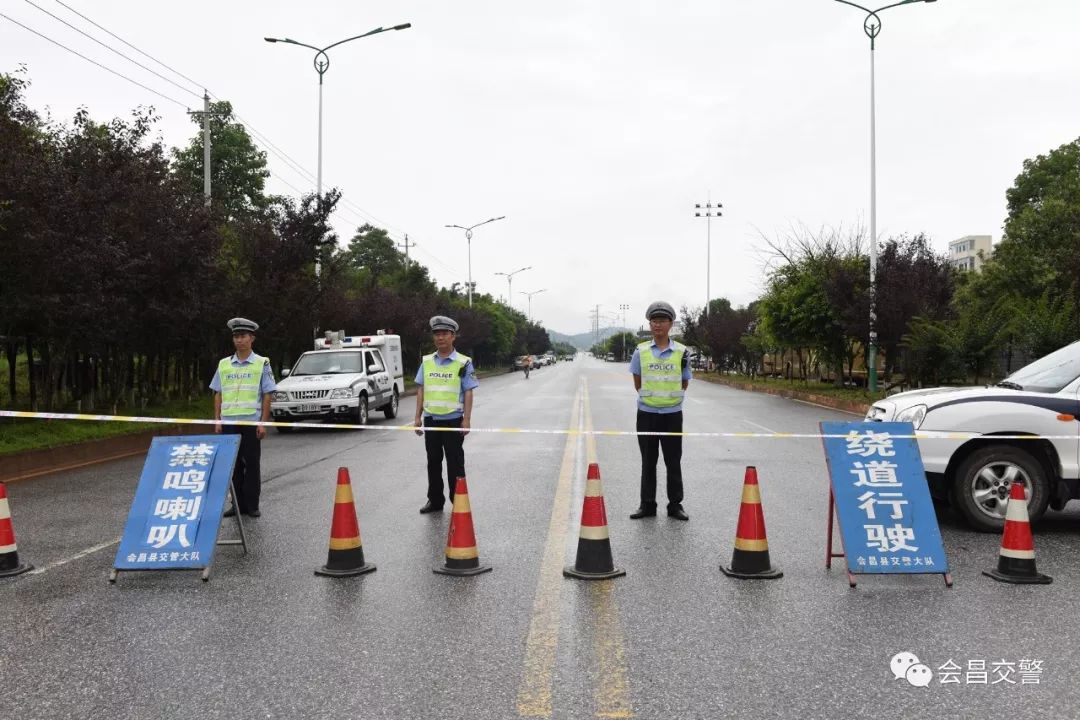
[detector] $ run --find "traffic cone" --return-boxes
[564,463,625,580]
[721,466,782,579]
[983,481,1051,584]
[434,477,491,576]
[315,467,375,577]
[0,482,32,578]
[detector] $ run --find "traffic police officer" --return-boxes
[413,315,479,513]
[210,317,276,518]
[629,301,692,520]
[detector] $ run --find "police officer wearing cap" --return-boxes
[210,318,276,517]
[413,315,479,513]
[629,301,692,520]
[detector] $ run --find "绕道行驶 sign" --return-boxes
[821,422,949,576]
[113,435,239,573]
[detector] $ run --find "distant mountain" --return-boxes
[549,327,635,350]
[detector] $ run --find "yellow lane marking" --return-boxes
[583,383,634,719]
[516,379,583,717]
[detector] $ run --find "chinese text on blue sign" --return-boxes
[113,435,239,572]
[821,422,948,574]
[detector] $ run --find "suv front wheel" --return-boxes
[383,389,399,419]
[952,445,1051,533]
[355,395,369,426]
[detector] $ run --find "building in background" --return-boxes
[949,235,994,272]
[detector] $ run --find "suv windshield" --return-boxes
[1002,341,1080,393]
[291,351,364,376]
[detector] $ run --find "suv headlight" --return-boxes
[895,404,927,429]
[329,387,356,399]
[272,391,289,402]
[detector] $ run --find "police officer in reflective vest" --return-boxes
[210,317,276,518]
[413,315,479,513]
[629,301,691,521]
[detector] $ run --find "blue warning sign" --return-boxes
[821,422,949,575]
[113,435,239,571]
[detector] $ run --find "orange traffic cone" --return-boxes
[983,481,1051,584]
[564,463,625,580]
[315,468,375,577]
[0,482,32,578]
[434,477,491,576]
[721,466,782,579]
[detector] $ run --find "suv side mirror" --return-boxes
[281,368,291,378]
[368,362,384,374]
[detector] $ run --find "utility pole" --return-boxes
[187,92,216,207]
[694,195,722,318]
[397,234,416,264]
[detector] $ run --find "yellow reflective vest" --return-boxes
[421,352,470,416]
[637,341,685,409]
[218,356,267,416]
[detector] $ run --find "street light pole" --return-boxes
[495,265,531,308]
[265,23,412,277]
[446,216,507,306]
[520,289,547,323]
[833,0,935,393]
[694,197,722,318]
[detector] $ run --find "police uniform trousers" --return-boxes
[423,416,465,508]
[636,409,683,510]
[222,424,261,513]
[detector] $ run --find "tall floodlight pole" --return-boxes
[265,22,411,278]
[694,197,722,318]
[446,216,507,306]
[833,0,936,392]
[520,289,547,323]
[495,266,531,308]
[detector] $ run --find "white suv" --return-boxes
[864,341,1080,532]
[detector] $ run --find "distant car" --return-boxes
[864,341,1080,532]
[514,355,532,371]
[605,353,615,361]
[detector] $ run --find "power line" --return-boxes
[53,0,207,92]
[23,0,202,99]
[8,4,425,262]
[0,12,190,109]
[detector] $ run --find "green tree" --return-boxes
[172,100,270,219]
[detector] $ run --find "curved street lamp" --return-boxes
[495,266,531,309]
[833,0,936,393]
[446,216,507,306]
[519,289,547,323]
[265,24,410,282]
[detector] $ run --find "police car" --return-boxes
[271,331,404,431]
[864,341,1080,532]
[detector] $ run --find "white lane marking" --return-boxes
[27,537,121,575]
[790,398,865,416]
[743,419,778,434]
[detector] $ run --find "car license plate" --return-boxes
[298,404,318,413]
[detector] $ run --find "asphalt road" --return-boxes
[1,356,1077,719]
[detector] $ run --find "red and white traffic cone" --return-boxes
[0,482,33,577]
[434,477,491,576]
[564,463,625,580]
[983,481,1051,585]
[721,467,782,579]
[315,467,375,577]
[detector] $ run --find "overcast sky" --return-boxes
[5,1,1080,335]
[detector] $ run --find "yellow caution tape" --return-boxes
[0,410,1074,440]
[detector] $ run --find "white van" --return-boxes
[271,331,404,431]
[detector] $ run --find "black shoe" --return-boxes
[668,506,689,521]
[630,505,657,519]
[246,509,261,518]
[223,507,237,518]
[419,501,444,514]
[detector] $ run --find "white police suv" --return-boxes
[271,332,404,431]
[864,341,1080,532]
